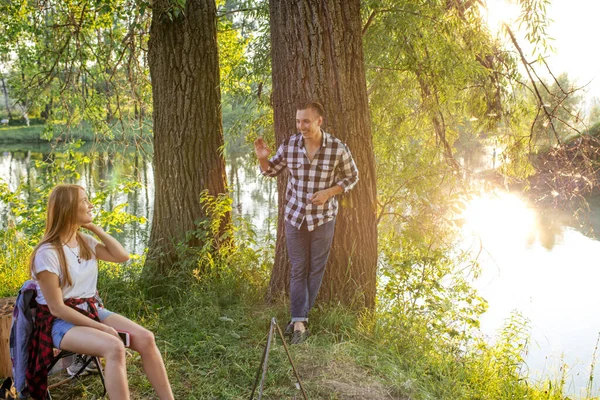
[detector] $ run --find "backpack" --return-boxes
[9,280,37,398]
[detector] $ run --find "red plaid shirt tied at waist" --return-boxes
[26,297,100,400]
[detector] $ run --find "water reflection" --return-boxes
[461,190,600,397]
[0,143,155,255]
[228,151,277,241]
[0,144,276,253]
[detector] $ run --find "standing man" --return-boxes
[254,101,359,344]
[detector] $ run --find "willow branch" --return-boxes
[504,24,562,144]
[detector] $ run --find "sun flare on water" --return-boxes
[461,191,537,246]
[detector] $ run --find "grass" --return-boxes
[0,235,590,399]
[0,236,410,398]
[48,275,408,399]
[38,262,576,400]
[0,125,46,143]
[0,229,31,299]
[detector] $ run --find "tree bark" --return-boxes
[0,297,15,378]
[146,0,228,275]
[267,0,378,308]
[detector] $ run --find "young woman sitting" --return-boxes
[27,184,174,399]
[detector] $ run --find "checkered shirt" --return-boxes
[26,297,100,399]
[261,131,358,231]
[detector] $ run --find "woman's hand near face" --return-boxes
[82,223,130,263]
[81,222,99,232]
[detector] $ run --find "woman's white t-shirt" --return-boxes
[33,233,100,305]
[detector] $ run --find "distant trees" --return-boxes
[1,77,12,120]
[589,99,600,126]
[0,0,150,134]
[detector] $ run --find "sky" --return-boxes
[544,0,600,100]
[485,0,600,106]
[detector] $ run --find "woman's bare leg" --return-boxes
[60,326,129,399]
[102,314,174,400]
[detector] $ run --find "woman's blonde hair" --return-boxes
[30,184,94,287]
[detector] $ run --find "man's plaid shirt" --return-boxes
[261,131,358,231]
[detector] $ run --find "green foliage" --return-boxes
[589,100,600,126]
[379,232,487,347]
[588,121,600,137]
[530,73,585,148]
[0,0,152,139]
[0,142,90,241]
[217,7,252,98]
[363,0,535,245]
[514,0,554,57]
[167,0,187,21]
[146,189,273,296]
[456,312,568,399]
[0,226,31,297]
[93,183,147,234]
[217,1,273,159]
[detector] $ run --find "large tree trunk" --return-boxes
[267,0,378,308]
[146,0,228,275]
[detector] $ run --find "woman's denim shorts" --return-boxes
[51,306,115,348]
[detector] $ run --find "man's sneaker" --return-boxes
[290,329,310,345]
[283,322,294,339]
[284,321,308,339]
[67,355,98,377]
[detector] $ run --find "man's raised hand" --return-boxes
[254,137,271,160]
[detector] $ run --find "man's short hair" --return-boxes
[296,100,324,117]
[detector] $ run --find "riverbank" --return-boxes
[0,125,46,143]
[0,121,152,144]
[475,122,600,210]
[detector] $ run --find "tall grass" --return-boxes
[1,228,593,398]
[47,257,579,399]
[0,227,31,298]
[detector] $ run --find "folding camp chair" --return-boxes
[46,350,106,399]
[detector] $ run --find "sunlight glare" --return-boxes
[462,191,536,246]
[481,0,521,35]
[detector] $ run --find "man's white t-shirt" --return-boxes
[33,233,100,305]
